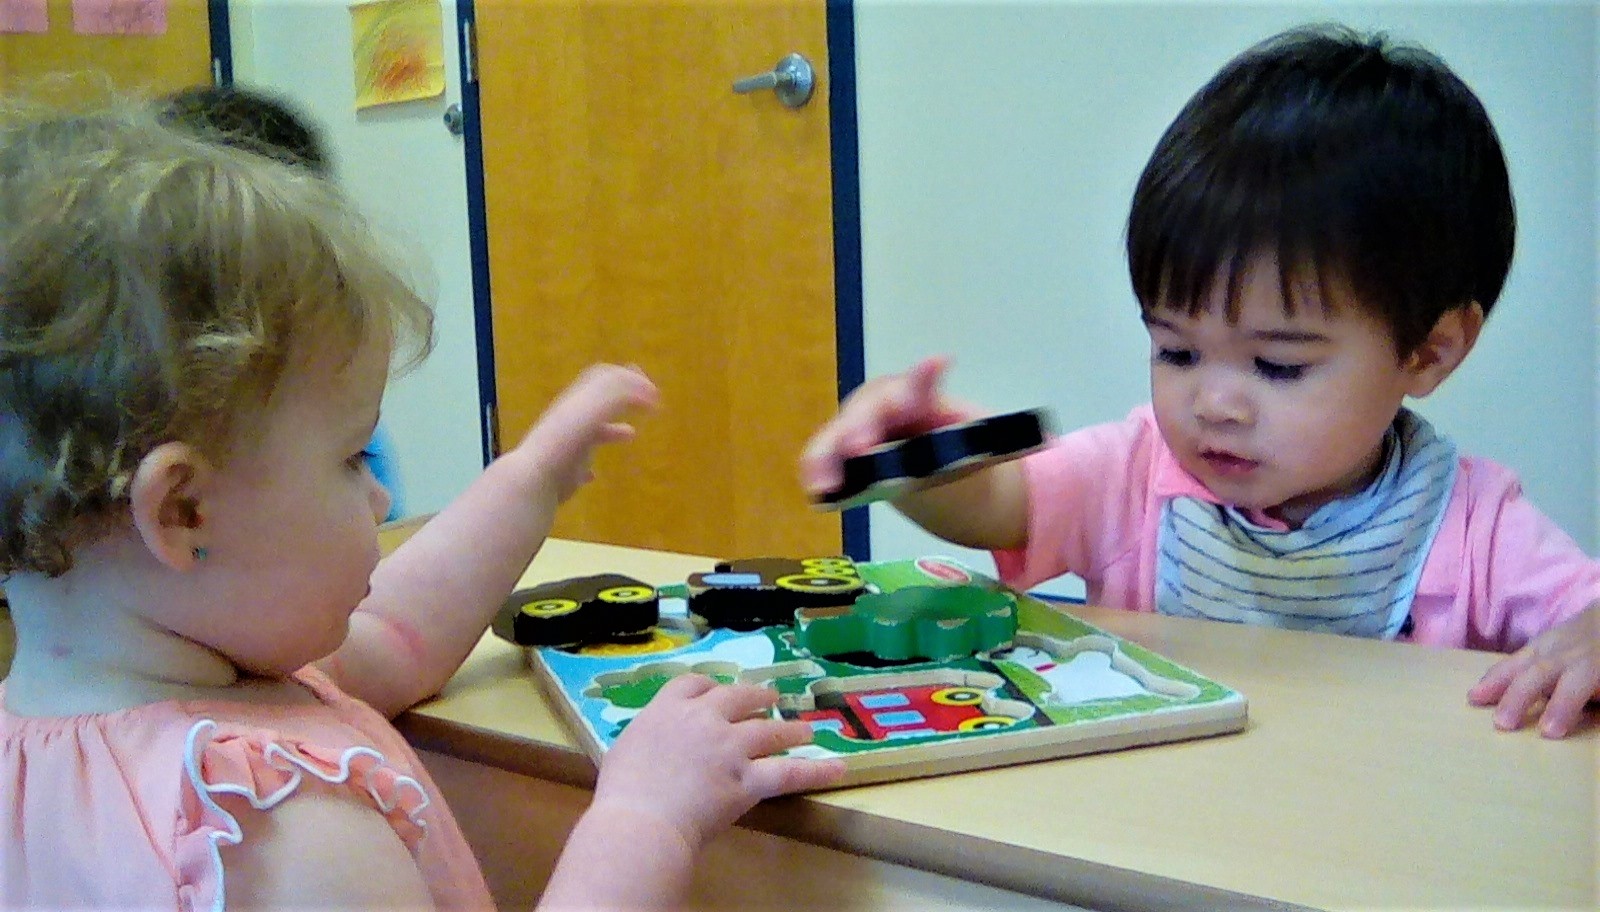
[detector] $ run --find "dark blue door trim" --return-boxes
[208,0,232,85]
[827,0,869,561]
[455,0,500,467]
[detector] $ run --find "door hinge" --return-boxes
[482,400,501,460]
[460,17,478,86]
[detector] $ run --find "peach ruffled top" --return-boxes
[0,666,492,911]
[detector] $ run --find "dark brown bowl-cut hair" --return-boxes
[1126,24,1515,357]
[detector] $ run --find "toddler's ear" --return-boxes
[1404,301,1485,397]
[128,442,212,571]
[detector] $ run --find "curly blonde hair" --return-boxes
[0,102,433,577]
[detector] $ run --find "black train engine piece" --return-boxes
[492,573,659,648]
[687,556,865,631]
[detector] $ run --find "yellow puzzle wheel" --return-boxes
[598,585,656,604]
[800,557,857,573]
[930,686,985,706]
[958,715,1017,732]
[776,573,863,594]
[520,598,580,618]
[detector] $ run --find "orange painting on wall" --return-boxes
[349,0,445,109]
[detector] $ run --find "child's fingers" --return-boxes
[799,424,854,492]
[886,357,984,438]
[561,364,660,419]
[841,369,936,444]
[900,354,951,415]
[1491,662,1563,730]
[743,756,847,799]
[798,460,841,495]
[871,375,928,436]
[1468,653,1524,705]
[581,364,661,415]
[1536,663,1600,738]
[597,421,637,444]
[800,381,897,490]
[701,682,780,720]
[652,673,718,703]
[734,717,816,759]
[798,359,965,493]
[529,366,660,464]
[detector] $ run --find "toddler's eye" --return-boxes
[346,449,376,471]
[1254,358,1306,381]
[1155,348,1196,368]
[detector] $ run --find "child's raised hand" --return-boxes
[1468,603,1600,738]
[799,355,980,497]
[591,674,846,852]
[511,363,660,504]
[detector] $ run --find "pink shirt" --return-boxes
[0,666,492,911]
[994,406,1600,652]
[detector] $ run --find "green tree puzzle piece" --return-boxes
[794,585,1017,662]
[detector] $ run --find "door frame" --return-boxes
[452,0,870,559]
[824,0,868,560]
[209,0,233,84]
[452,0,499,469]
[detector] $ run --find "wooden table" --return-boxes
[392,533,1598,912]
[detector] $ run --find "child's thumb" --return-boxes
[904,355,951,416]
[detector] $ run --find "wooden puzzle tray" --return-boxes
[500,557,1248,789]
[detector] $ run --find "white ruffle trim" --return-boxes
[181,718,432,912]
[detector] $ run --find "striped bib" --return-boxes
[1154,410,1456,639]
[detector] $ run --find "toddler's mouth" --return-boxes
[1200,449,1259,477]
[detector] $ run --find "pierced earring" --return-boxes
[192,546,209,561]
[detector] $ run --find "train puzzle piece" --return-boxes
[814,409,1051,511]
[686,556,866,631]
[789,670,1035,742]
[579,660,1034,745]
[492,573,660,648]
[794,584,1018,663]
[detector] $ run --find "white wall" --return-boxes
[854,1,1600,595]
[231,1,1599,573]
[230,0,483,519]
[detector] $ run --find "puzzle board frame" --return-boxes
[523,558,1248,789]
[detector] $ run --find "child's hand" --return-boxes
[511,363,660,503]
[799,355,980,497]
[1468,603,1600,738]
[591,674,846,852]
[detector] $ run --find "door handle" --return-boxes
[443,103,465,137]
[732,53,815,108]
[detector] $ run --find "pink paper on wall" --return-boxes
[0,0,49,33]
[72,0,166,35]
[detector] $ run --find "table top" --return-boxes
[393,532,1599,912]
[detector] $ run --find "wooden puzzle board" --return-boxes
[524,558,1248,789]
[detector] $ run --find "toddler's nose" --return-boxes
[1193,378,1252,426]
[367,473,392,523]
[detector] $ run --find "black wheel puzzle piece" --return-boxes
[491,573,660,648]
[687,556,866,632]
[815,409,1051,511]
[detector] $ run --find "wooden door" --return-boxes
[0,0,211,104]
[475,0,841,559]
